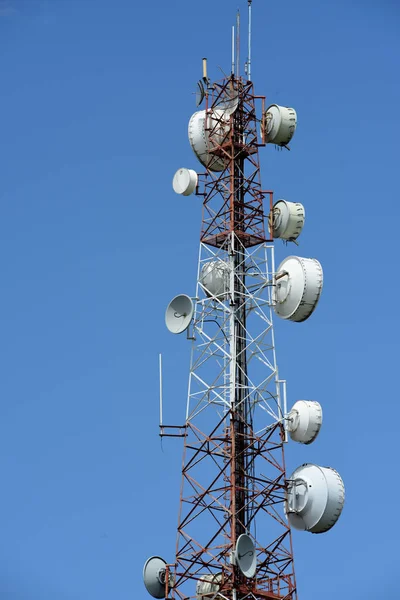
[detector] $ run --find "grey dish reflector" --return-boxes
[274,256,323,322]
[196,79,205,107]
[165,295,194,334]
[215,92,239,117]
[236,534,257,578]
[286,464,345,534]
[287,400,322,444]
[143,556,171,599]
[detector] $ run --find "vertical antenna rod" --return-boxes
[159,353,163,427]
[236,9,240,77]
[248,0,252,81]
[232,25,235,75]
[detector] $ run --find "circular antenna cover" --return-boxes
[143,556,169,598]
[165,294,194,334]
[196,573,222,600]
[188,110,229,172]
[274,256,323,322]
[200,261,229,299]
[286,464,345,534]
[287,400,322,445]
[236,534,256,578]
[172,168,198,196]
[271,200,305,241]
[263,104,297,146]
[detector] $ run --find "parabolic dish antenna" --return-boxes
[196,79,205,107]
[263,104,297,146]
[287,400,322,444]
[172,168,198,196]
[271,200,305,241]
[165,294,194,334]
[236,534,257,578]
[196,573,222,600]
[215,91,239,117]
[200,260,229,299]
[274,256,323,322]
[143,556,172,599]
[286,464,345,534]
[188,110,229,172]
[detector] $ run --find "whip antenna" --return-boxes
[247,0,252,80]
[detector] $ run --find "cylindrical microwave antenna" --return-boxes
[202,57,208,81]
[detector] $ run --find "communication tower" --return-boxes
[143,3,345,599]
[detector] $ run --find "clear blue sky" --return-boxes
[0,0,398,598]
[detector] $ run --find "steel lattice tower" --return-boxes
[163,77,297,600]
[144,6,345,600]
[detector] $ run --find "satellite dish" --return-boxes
[143,556,172,598]
[165,294,194,334]
[196,79,205,107]
[271,200,305,241]
[215,92,239,117]
[172,168,198,196]
[274,256,323,322]
[236,534,256,578]
[286,464,345,534]
[196,573,222,600]
[188,110,229,172]
[262,105,297,146]
[287,400,322,444]
[200,261,229,299]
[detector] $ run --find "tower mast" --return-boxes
[170,75,297,599]
[144,4,345,600]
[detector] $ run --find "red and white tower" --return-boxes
[143,4,345,600]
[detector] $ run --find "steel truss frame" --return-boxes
[168,76,297,600]
[198,78,269,249]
